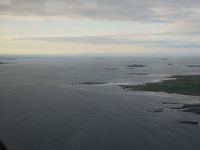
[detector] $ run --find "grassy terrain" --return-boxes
[120,75,200,96]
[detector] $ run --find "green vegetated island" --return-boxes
[120,75,200,96]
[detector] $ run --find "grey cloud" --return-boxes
[14,35,137,44]
[0,0,200,22]
[13,34,200,49]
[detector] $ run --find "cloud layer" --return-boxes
[14,31,200,49]
[1,0,200,55]
[0,0,200,22]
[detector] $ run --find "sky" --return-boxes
[0,0,200,55]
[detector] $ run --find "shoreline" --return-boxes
[120,75,200,96]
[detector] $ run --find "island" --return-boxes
[186,65,200,67]
[72,82,107,85]
[120,75,200,96]
[168,63,173,66]
[127,64,147,68]
[170,103,200,115]
[0,61,8,64]
[129,73,149,75]
[179,121,199,125]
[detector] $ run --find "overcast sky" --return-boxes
[0,0,200,55]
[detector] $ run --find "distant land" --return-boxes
[186,65,200,67]
[127,64,147,68]
[73,82,107,85]
[0,61,8,64]
[0,61,17,65]
[129,73,149,75]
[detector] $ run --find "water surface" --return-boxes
[0,56,200,150]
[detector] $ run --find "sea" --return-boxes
[0,56,200,150]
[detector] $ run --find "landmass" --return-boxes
[0,61,17,65]
[73,82,107,85]
[168,63,173,66]
[127,64,147,68]
[152,108,164,112]
[170,103,200,115]
[179,121,199,125]
[186,65,200,67]
[120,75,200,96]
[129,73,149,75]
[0,61,8,64]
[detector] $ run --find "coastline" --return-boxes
[120,75,200,96]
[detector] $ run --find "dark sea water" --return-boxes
[0,56,200,150]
